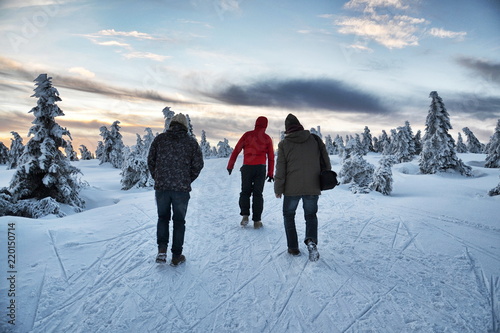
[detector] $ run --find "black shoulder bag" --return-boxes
[312,135,339,191]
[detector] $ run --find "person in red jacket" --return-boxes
[227,116,275,228]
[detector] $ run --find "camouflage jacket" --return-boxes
[147,124,204,192]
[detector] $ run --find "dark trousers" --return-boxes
[155,190,190,256]
[239,164,266,221]
[283,195,319,250]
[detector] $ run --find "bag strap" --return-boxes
[312,134,327,171]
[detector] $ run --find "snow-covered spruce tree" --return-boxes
[99,121,125,168]
[200,130,213,159]
[7,74,84,215]
[79,145,94,160]
[95,141,104,161]
[186,114,197,140]
[142,127,155,155]
[403,121,416,156]
[456,132,467,153]
[334,135,345,157]
[162,106,175,132]
[325,135,335,155]
[392,125,414,163]
[379,130,390,154]
[120,128,154,190]
[0,142,8,165]
[8,131,24,170]
[462,127,483,153]
[65,140,78,161]
[419,91,472,176]
[413,130,422,155]
[109,121,125,168]
[355,134,365,156]
[217,138,233,158]
[485,119,500,168]
[361,126,374,154]
[372,136,381,153]
[383,129,397,155]
[370,155,395,195]
[339,138,375,193]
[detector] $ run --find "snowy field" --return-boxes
[1,153,499,333]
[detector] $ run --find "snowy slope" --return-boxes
[1,154,499,333]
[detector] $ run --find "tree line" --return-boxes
[1,75,499,218]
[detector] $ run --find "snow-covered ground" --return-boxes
[1,153,499,332]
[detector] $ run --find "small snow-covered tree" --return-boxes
[79,145,94,160]
[391,126,414,163]
[462,127,483,153]
[99,121,125,168]
[485,119,500,168]
[339,138,374,193]
[419,91,471,176]
[0,142,9,165]
[372,136,381,153]
[361,126,373,154]
[186,114,197,140]
[383,129,397,155]
[6,74,84,216]
[325,135,335,155]
[334,135,345,157]
[8,131,24,170]
[413,130,422,155]
[120,128,155,190]
[142,127,155,154]
[379,130,391,155]
[109,121,125,168]
[352,134,365,156]
[65,140,78,161]
[217,138,233,158]
[95,141,104,161]
[200,130,213,159]
[456,132,467,153]
[162,106,175,132]
[403,121,416,156]
[370,155,395,195]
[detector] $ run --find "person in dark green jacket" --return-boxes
[274,114,331,261]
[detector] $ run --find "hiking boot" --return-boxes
[170,254,186,266]
[253,220,263,229]
[287,248,301,256]
[306,240,320,262]
[156,249,167,264]
[240,215,249,227]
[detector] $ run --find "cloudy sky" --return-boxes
[0,0,499,152]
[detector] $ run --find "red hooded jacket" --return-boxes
[227,116,275,177]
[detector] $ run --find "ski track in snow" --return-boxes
[1,157,499,332]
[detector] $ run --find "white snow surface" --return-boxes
[1,153,499,332]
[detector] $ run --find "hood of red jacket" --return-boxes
[254,116,268,131]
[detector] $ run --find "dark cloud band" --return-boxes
[205,77,389,114]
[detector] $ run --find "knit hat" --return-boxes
[170,113,188,129]
[285,113,304,133]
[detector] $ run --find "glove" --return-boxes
[267,176,274,182]
[227,168,232,175]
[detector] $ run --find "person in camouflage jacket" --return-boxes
[147,113,204,265]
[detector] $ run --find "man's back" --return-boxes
[148,124,204,192]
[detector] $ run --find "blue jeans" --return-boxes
[155,190,190,256]
[283,195,319,250]
[239,165,266,221]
